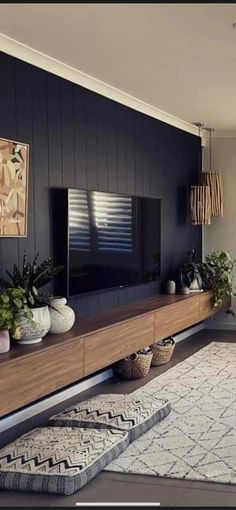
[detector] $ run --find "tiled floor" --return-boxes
[1,329,236,507]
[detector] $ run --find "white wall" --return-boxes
[204,136,236,328]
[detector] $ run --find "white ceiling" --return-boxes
[1,3,236,130]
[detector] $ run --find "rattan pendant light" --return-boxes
[190,123,211,225]
[201,127,223,217]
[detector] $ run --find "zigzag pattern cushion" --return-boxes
[49,393,171,442]
[0,427,129,495]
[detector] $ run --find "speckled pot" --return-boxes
[48,297,75,334]
[17,306,51,344]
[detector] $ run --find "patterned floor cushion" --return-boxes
[0,427,129,495]
[49,393,171,442]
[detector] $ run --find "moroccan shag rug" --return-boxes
[105,341,236,484]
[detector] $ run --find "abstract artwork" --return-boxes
[0,137,29,237]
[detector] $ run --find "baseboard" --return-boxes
[172,323,204,343]
[0,368,113,433]
[0,322,205,434]
[204,321,236,330]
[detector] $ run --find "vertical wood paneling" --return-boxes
[107,101,118,193]
[0,52,201,318]
[86,92,98,190]
[143,116,150,197]
[32,68,50,260]
[97,96,108,191]
[74,87,87,189]
[47,74,63,188]
[134,112,145,197]
[0,54,18,275]
[116,107,126,194]
[61,81,75,188]
[149,118,162,199]
[125,109,135,195]
[16,60,35,263]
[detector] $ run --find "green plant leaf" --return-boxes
[13,298,23,309]
[12,264,22,286]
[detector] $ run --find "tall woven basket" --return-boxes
[150,342,175,366]
[119,351,153,379]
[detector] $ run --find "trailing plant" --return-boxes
[176,248,235,312]
[204,250,236,309]
[0,287,33,338]
[0,253,64,308]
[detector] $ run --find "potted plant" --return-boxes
[0,253,64,344]
[0,287,33,352]
[204,250,236,309]
[176,248,209,291]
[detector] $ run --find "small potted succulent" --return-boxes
[0,287,33,352]
[0,253,64,344]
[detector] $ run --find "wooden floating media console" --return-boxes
[0,291,228,417]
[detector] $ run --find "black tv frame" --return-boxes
[64,187,161,299]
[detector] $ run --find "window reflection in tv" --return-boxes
[68,188,161,296]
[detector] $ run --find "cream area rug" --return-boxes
[105,342,236,484]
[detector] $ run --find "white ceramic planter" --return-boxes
[0,329,10,353]
[48,297,75,334]
[17,306,51,345]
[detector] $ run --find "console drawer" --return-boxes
[154,297,200,341]
[0,339,84,417]
[199,291,230,321]
[84,314,154,376]
[199,292,214,320]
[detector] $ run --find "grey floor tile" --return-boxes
[176,488,236,507]
[187,479,236,493]
[0,490,56,507]
[48,478,187,506]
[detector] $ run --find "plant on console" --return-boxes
[176,248,209,291]
[0,288,32,338]
[0,252,64,308]
[204,250,236,311]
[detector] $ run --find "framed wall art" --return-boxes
[0,137,29,237]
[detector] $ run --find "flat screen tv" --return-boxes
[67,188,161,297]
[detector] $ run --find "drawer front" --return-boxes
[155,297,200,341]
[0,340,84,417]
[199,292,214,320]
[84,314,154,376]
[200,292,231,320]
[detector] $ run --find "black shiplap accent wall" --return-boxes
[0,52,202,317]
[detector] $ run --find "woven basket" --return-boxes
[119,351,153,379]
[150,342,175,366]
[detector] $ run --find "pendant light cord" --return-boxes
[193,122,204,178]
[204,127,215,172]
[209,128,212,171]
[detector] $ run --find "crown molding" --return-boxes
[0,32,199,136]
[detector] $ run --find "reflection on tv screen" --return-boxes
[68,189,161,296]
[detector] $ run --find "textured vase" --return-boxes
[49,297,75,334]
[0,329,10,353]
[17,306,51,344]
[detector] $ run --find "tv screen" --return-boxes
[67,188,161,296]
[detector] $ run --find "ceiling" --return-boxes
[0,3,236,130]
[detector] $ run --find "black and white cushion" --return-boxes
[49,393,171,442]
[0,427,129,495]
